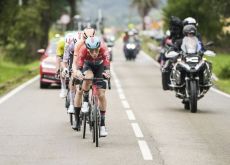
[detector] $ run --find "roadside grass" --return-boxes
[0,60,39,96]
[141,36,230,94]
[140,36,160,59]
[207,54,230,94]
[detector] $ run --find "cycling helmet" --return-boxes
[83,28,95,39]
[85,36,101,50]
[183,24,197,36]
[183,17,198,26]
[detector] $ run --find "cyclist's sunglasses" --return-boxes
[89,48,99,53]
[84,35,94,40]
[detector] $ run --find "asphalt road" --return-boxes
[0,39,230,165]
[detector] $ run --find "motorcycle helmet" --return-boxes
[183,17,198,27]
[169,16,183,39]
[183,24,197,36]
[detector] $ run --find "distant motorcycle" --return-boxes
[164,37,215,113]
[123,37,140,60]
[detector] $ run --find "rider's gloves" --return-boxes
[55,69,60,79]
[62,68,69,77]
[76,70,84,80]
[103,70,111,79]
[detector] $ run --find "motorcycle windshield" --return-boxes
[181,36,200,54]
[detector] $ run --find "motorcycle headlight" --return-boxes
[126,44,136,49]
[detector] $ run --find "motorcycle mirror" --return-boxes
[204,50,216,57]
[165,51,179,58]
[205,41,214,47]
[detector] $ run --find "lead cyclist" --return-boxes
[76,36,111,137]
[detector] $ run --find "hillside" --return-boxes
[79,0,167,27]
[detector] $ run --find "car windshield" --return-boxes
[46,40,58,56]
[181,36,199,54]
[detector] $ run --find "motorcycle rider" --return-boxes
[158,30,173,65]
[123,29,129,43]
[182,17,205,52]
[161,16,183,90]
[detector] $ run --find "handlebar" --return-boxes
[77,77,111,90]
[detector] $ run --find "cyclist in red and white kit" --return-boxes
[76,36,110,137]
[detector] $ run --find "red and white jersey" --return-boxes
[77,42,110,69]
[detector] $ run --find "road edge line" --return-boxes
[0,75,39,105]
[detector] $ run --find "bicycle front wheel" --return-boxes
[82,113,87,139]
[95,111,99,147]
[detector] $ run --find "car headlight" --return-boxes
[41,61,56,69]
[126,44,136,49]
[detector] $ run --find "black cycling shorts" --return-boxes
[82,62,106,89]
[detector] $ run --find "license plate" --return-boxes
[186,56,199,63]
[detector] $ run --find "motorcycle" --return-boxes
[123,36,140,61]
[165,37,215,113]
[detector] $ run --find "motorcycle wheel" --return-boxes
[190,81,197,113]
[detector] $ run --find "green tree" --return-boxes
[131,0,158,30]
[163,0,223,41]
[0,0,82,64]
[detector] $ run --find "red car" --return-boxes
[38,39,60,88]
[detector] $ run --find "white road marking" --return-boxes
[211,87,230,98]
[117,87,123,94]
[131,123,144,138]
[122,100,130,109]
[116,82,122,88]
[138,140,153,160]
[111,67,153,161]
[119,93,126,100]
[126,110,136,120]
[0,75,39,105]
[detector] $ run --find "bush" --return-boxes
[219,64,230,79]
